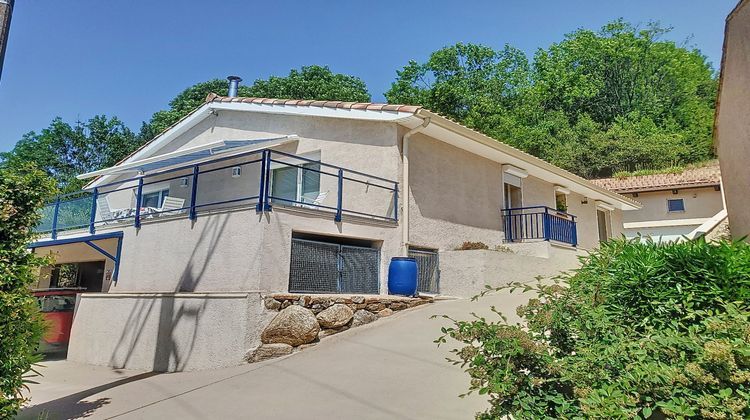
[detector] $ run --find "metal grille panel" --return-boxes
[340,245,380,294]
[288,239,340,293]
[409,249,440,294]
[289,238,379,294]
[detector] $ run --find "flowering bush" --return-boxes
[439,238,750,419]
[0,165,56,417]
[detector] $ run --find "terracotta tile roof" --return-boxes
[592,162,722,193]
[207,93,423,113]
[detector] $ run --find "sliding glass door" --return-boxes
[270,162,321,205]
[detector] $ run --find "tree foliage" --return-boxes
[144,65,371,137]
[245,65,371,103]
[387,20,717,177]
[439,238,750,419]
[1,116,139,192]
[0,165,56,417]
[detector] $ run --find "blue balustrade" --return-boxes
[501,206,578,246]
[34,148,400,236]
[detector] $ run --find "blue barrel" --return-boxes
[388,257,418,296]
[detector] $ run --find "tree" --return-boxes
[530,20,716,165]
[246,65,371,103]
[144,65,371,137]
[0,165,56,417]
[385,43,529,134]
[143,79,242,137]
[386,20,718,178]
[0,116,139,192]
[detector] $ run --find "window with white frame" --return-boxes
[141,187,170,208]
[596,209,610,242]
[270,153,322,205]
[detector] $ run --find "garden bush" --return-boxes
[0,165,56,417]
[438,238,750,419]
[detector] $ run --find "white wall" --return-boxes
[716,3,750,239]
[622,187,723,224]
[408,132,504,250]
[438,243,582,297]
[67,292,274,371]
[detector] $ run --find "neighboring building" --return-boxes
[593,162,725,242]
[0,0,13,82]
[29,85,639,371]
[716,0,750,239]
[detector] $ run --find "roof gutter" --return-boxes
[401,117,431,254]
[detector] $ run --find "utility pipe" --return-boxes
[401,117,431,254]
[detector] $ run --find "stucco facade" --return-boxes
[593,163,724,242]
[621,187,723,241]
[32,97,637,371]
[716,0,750,239]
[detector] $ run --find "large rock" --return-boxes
[318,325,350,340]
[316,304,354,328]
[365,302,386,312]
[377,308,394,317]
[351,309,378,327]
[389,301,407,311]
[261,305,320,346]
[264,296,281,310]
[246,343,293,362]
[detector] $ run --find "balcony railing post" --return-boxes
[51,196,61,240]
[393,182,399,222]
[89,188,98,234]
[134,178,144,229]
[263,150,272,211]
[257,150,267,212]
[505,212,510,242]
[543,207,551,241]
[572,217,578,247]
[189,165,199,220]
[335,168,343,222]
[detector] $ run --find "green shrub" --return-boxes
[457,241,490,251]
[438,238,750,419]
[0,165,56,417]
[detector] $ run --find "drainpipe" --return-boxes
[401,117,431,255]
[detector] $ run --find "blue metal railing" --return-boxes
[35,148,399,238]
[501,206,577,246]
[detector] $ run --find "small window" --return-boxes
[142,189,170,208]
[555,192,568,212]
[667,198,685,212]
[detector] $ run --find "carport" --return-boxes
[28,231,123,292]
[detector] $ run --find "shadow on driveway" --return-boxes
[19,372,160,420]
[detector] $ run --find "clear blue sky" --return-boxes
[0,0,738,152]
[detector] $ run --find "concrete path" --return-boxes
[20,288,534,420]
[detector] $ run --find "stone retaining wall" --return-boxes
[246,294,432,363]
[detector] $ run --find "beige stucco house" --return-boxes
[716,0,750,239]
[593,162,726,242]
[30,87,639,371]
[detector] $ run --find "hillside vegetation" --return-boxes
[1,20,717,190]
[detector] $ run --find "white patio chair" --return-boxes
[96,197,116,223]
[159,197,186,215]
[300,191,329,209]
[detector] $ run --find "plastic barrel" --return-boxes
[388,257,418,296]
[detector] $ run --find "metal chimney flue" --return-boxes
[227,75,242,97]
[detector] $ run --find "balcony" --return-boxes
[501,206,578,246]
[36,149,399,239]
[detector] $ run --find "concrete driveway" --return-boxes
[20,288,534,420]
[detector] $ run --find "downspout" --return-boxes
[401,117,431,255]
